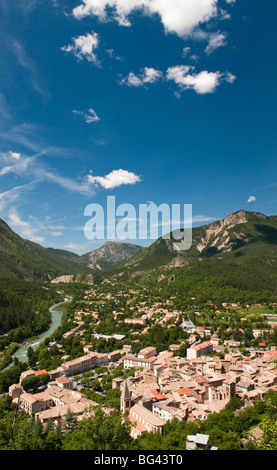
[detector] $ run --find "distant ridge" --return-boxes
[0,218,90,280]
[1,210,277,291]
[81,241,144,271]
[0,219,144,280]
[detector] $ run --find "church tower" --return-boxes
[120,380,131,413]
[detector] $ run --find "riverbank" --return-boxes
[10,296,72,365]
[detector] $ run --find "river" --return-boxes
[11,296,72,364]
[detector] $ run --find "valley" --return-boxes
[1,209,277,451]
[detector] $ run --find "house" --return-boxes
[197,327,206,338]
[129,403,166,438]
[186,341,213,360]
[9,384,24,400]
[152,400,187,422]
[138,347,157,359]
[83,345,94,353]
[56,376,73,390]
[61,352,109,376]
[210,337,221,346]
[236,379,255,395]
[19,391,54,415]
[123,353,157,370]
[124,318,147,326]
[19,370,35,383]
[186,433,217,450]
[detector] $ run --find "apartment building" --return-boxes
[129,403,166,438]
[186,341,213,360]
[61,352,109,377]
[19,391,54,415]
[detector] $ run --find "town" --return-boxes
[6,280,277,449]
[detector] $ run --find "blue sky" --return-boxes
[0,0,276,254]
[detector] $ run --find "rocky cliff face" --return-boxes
[119,210,277,274]
[193,210,269,255]
[82,241,144,270]
[195,210,250,253]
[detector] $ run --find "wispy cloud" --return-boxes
[0,150,32,176]
[247,195,256,203]
[0,182,37,211]
[0,93,12,121]
[9,38,50,98]
[0,123,43,153]
[72,108,100,123]
[188,28,228,55]
[6,210,71,244]
[0,150,94,196]
[8,208,45,243]
[106,48,123,61]
[192,215,215,223]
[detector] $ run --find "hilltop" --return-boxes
[82,241,144,271]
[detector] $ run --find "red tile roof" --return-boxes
[34,369,47,376]
[150,389,167,401]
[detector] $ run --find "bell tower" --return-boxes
[120,380,131,413]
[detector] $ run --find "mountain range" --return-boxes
[115,209,277,272]
[0,218,142,280]
[107,210,277,302]
[1,211,277,298]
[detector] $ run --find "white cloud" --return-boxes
[143,67,163,84]
[72,0,221,38]
[9,151,21,160]
[119,64,236,94]
[205,32,227,54]
[225,72,236,84]
[182,46,191,58]
[247,196,256,203]
[166,65,235,94]
[183,26,230,56]
[120,67,163,87]
[72,108,100,123]
[106,48,123,61]
[87,168,141,189]
[0,150,21,164]
[61,32,100,64]
[0,150,33,176]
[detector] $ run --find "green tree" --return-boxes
[63,409,78,434]
[62,408,138,450]
[21,375,41,393]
